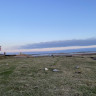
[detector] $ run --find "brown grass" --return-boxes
[0,55,96,96]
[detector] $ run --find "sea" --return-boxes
[1,48,96,56]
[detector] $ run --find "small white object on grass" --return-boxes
[53,69,59,72]
[45,68,48,71]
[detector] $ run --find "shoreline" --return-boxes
[1,51,96,57]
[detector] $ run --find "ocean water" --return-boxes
[3,48,96,56]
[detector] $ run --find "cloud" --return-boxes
[20,38,96,49]
[2,38,96,52]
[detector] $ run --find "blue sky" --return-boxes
[0,0,96,52]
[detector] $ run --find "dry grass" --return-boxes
[0,55,96,96]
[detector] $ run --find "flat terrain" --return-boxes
[0,55,96,96]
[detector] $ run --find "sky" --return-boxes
[0,0,96,52]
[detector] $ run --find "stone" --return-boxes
[75,66,80,69]
[45,68,48,71]
[53,69,59,72]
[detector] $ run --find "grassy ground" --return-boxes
[0,55,96,96]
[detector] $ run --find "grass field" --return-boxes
[0,55,96,96]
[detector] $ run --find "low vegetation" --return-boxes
[0,55,96,96]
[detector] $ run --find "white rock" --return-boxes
[45,68,48,71]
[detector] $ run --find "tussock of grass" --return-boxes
[0,55,96,96]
